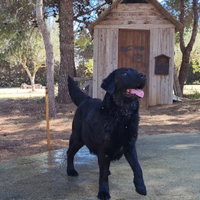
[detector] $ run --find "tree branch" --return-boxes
[74,2,107,20]
[186,0,198,52]
[179,0,185,53]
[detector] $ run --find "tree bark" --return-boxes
[30,77,36,92]
[57,0,75,103]
[36,0,56,117]
[21,61,36,92]
[179,52,190,92]
[178,0,198,94]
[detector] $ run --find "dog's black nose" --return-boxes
[140,73,146,78]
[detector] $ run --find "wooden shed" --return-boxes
[89,0,183,108]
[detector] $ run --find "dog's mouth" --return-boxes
[125,89,144,98]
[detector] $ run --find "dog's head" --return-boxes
[101,68,146,105]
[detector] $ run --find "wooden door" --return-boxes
[118,29,150,108]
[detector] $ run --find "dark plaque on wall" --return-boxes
[155,54,170,75]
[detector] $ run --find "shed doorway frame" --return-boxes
[118,29,150,108]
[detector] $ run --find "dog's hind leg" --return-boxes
[67,135,83,176]
[97,154,111,200]
[124,147,147,196]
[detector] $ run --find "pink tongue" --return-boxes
[129,89,144,98]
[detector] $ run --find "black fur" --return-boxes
[68,76,91,106]
[67,68,147,200]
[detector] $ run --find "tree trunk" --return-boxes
[57,0,75,103]
[30,77,36,92]
[36,0,56,117]
[8,65,11,86]
[178,0,198,95]
[178,52,190,93]
[21,62,36,92]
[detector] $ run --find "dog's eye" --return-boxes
[122,72,127,76]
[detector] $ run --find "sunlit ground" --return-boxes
[0,87,58,99]
[183,85,200,94]
[0,85,199,99]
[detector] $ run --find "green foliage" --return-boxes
[75,31,91,49]
[75,30,93,77]
[37,115,45,121]
[0,0,47,85]
[185,63,200,85]
[185,91,200,99]
[0,1,36,63]
[35,97,46,104]
[192,60,200,73]
[73,0,109,31]
[0,1,60,87]
[0,0,112,88]
[75,30,93,60]
[84,59,93,76]
[192,80,200,85]
[0,0,35,37]
[161,0,194,29]
[14,121,19,125]
[174,31,200,73]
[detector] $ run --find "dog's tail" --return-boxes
[68,76,91,107]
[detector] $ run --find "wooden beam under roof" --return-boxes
[146,0,184,32]
[88,0,184,36]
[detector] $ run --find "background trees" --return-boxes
[0,0,110,102]
[0,0,199,100]
[0,0,46,90]
[75,30,93,78]
[1,27,47,91]
[162,0,199,95]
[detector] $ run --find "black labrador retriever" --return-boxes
[67,68,147,200]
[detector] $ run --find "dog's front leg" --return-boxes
[97,153,111,200]
[124,147,147,196]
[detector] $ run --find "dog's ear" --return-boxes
[101,73,115,94]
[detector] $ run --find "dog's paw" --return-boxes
[67,169,79,176]
[134,178,147,195]
[135,184,147,196]
[97,191,111,200]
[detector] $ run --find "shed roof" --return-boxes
[88,0,184,35]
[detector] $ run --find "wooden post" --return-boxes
[89,80,93,97]
[45,88,51,151]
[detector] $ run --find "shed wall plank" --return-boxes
[98,3,173,26]
[98,19,172,26]
[149,28,174,106]
[107,11,162,17]
[168,28,175,104]
[115,3,157,10]
[93,28,99,98]
[95,24,175,29]
[149,29,157,105]
[93,28,119,99]
[98,29,106,99]
[104,15,165,21]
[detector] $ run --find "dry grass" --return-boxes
[0,87,200,163]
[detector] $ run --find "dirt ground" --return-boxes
[0,97,200,163]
